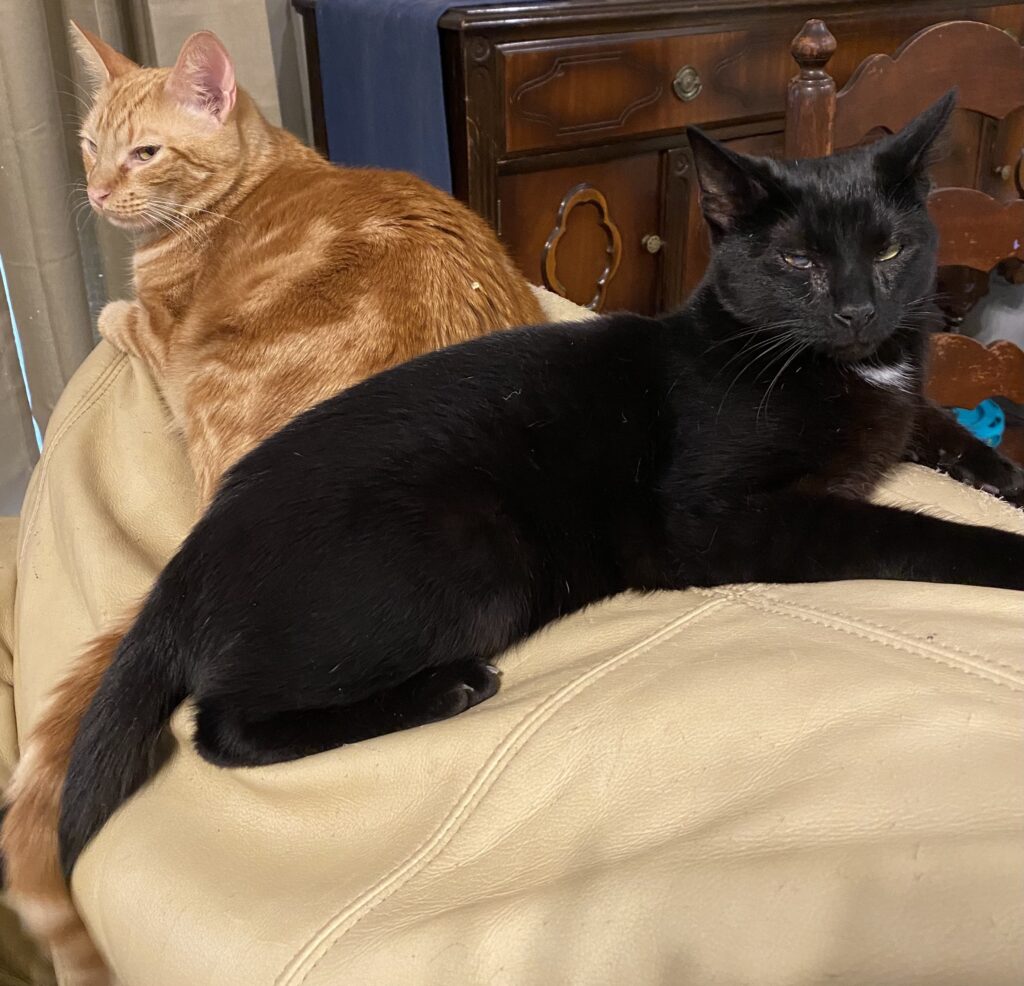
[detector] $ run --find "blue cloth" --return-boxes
[316,0,461,191]
[315,0,547,191]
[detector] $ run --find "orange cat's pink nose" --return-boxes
[88,186,111,207]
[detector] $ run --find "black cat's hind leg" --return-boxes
[193,659,501,768]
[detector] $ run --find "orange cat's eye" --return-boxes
[83,138,97,156]
[132,145,161,163]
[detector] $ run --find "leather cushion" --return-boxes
[12,290,1024,985]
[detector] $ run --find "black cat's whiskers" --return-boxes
[893,296,946,334]
[756,339,812,421]
[715,329,805,419]
[702,316,808,354]
[712,319,808,377]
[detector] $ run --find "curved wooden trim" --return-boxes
[835,20,1024,146]
[928,188,1024,271]
[927,334,1024,406]
[511,51,664,137]
[542,183,623,311]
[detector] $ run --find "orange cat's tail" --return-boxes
[2,607,140,986]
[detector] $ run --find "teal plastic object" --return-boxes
[952,399,1005,448]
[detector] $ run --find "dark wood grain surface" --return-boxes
[784,15,1024,456]
[438,0,1024,315]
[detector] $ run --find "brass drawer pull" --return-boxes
[672,65,702,102]
[641,233,664,254]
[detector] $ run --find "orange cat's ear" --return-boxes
[165,31,237,125]
[69,20,138,86]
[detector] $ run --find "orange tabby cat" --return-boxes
[1,24,542,985]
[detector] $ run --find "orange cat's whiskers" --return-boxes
[149,194,243,229]
[144,204,205,247]
[146,196,218,239]
[65,181,89,215]
[71,199,97,234]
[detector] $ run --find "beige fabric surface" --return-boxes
[0,518,54,986]
[9,290,1024,985]
[0,516,20,785]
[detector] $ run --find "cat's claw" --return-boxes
[936,445,1024,508]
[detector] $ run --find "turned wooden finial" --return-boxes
[785,19,838,159]
[791,19,837,78]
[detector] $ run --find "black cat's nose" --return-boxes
[833,302,877,332]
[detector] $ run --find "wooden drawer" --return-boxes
[502,28,791,154]
[498,154,663,314]
[499,6,1024,154]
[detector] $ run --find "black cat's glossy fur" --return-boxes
[60,92,1024,874]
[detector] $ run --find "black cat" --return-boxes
[60,91,1024,875]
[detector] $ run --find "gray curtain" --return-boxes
[0,299,38,515]
[0,0,94,513]
[0,0,304,516]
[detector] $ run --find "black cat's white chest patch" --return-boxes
[853,360,915,393]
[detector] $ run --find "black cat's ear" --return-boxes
[687,127,774,236]
[874,89,957,188]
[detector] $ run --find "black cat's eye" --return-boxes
[783,253,814,270]
[132,145,161,163]
[876,243,902,262]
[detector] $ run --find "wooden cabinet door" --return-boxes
[498,154,663,314]
[498,133,785,316]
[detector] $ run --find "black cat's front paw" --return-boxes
[423,661,502,721]
[935,443,1024,506]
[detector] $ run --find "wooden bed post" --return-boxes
[785,19,838,160]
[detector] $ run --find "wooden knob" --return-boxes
[791,19,837,77]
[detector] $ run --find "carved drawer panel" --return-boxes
[499,6,1024,154]
[502,29,784,153]
[498,154,661,314]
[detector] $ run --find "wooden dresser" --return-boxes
[438,0,1024,315]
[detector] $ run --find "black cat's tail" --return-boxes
[57,562,194,879]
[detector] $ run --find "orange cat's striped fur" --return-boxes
[1,24,541,985]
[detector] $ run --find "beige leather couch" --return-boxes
[3,290,1024,985]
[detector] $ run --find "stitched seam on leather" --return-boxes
[733,591,1023,692]
[17,353,128,571]
[277,596,730,986]
[748,586,1024,677]
[694,584,759,602]
[703,583,1023,678]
